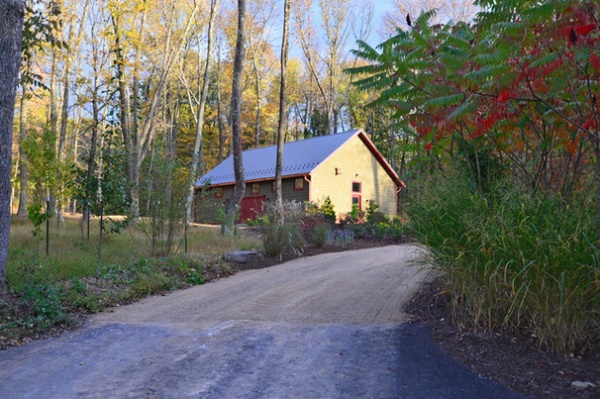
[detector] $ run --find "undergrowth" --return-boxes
[0,254,231,348]
[1,218,257,349]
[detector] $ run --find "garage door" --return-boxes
[239,196,265,222]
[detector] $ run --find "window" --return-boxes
[352,181,362,210]
[294,177,304,191]
[251,183,261,195]
[352,195,362,210]
[271,181,276,193]
[214,187,223,198]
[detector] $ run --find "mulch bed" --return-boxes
[233,236,400,271]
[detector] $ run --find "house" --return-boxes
[193,128,405,223]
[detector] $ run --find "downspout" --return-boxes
[304,174,312,202]
[395,184,402,217]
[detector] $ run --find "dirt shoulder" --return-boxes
[406,277,600,399]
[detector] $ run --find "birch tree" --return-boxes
[275,0,291,210]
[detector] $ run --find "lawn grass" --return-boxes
[7,215,260,285]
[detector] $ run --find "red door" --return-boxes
[239,196,265,222]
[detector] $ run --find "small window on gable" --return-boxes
[294,177,304,191]
[352,182,361,193]
[215,187,223,198]
[251,183,260,194]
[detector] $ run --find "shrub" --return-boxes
[260,201,305,257]
[131,272,174,297]
[409,169,600,354]
[365,200,379,221]
[310,223,330,248]
[319,196,336,223]
[301,211,331,247]
[328,228,354,247]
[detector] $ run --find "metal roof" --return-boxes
[195,129,362,187]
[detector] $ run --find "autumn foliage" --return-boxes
[350,1,600,354]
[351,1,600,196]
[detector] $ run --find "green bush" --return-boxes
[409,170,600,354]
[319,196,336,223]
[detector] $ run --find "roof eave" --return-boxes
[356,131,406,188]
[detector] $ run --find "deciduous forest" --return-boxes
[8,0,386,223]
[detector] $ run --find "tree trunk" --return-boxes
[186,0,219,224]
[275,0,291,211]
[216,45,226,162]
[17,89,28,216]
[223,0,247,234]
[111,15,136,216]
[0,0,25,292]
[49,49,59,217]
[249,33,261,149]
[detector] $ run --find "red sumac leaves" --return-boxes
[590,54,600,72]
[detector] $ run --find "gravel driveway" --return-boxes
[0,245,528,398]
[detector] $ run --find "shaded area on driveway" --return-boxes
[0,321,528,399]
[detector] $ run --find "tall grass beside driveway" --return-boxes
[409,171,600,354]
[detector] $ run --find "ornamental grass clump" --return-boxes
[259,201,305,257]
[409,170,600,354]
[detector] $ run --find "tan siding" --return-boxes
[311,135,398,217]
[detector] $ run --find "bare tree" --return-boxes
[382,0,477,34]
[0,0,25,292]
[293,0,352,135]
[110,0,199,217]
[293,0,329,133]
[247,0,276,148]
[81,1,111,237]
[275,0,291,210]
[222,0,247,234]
